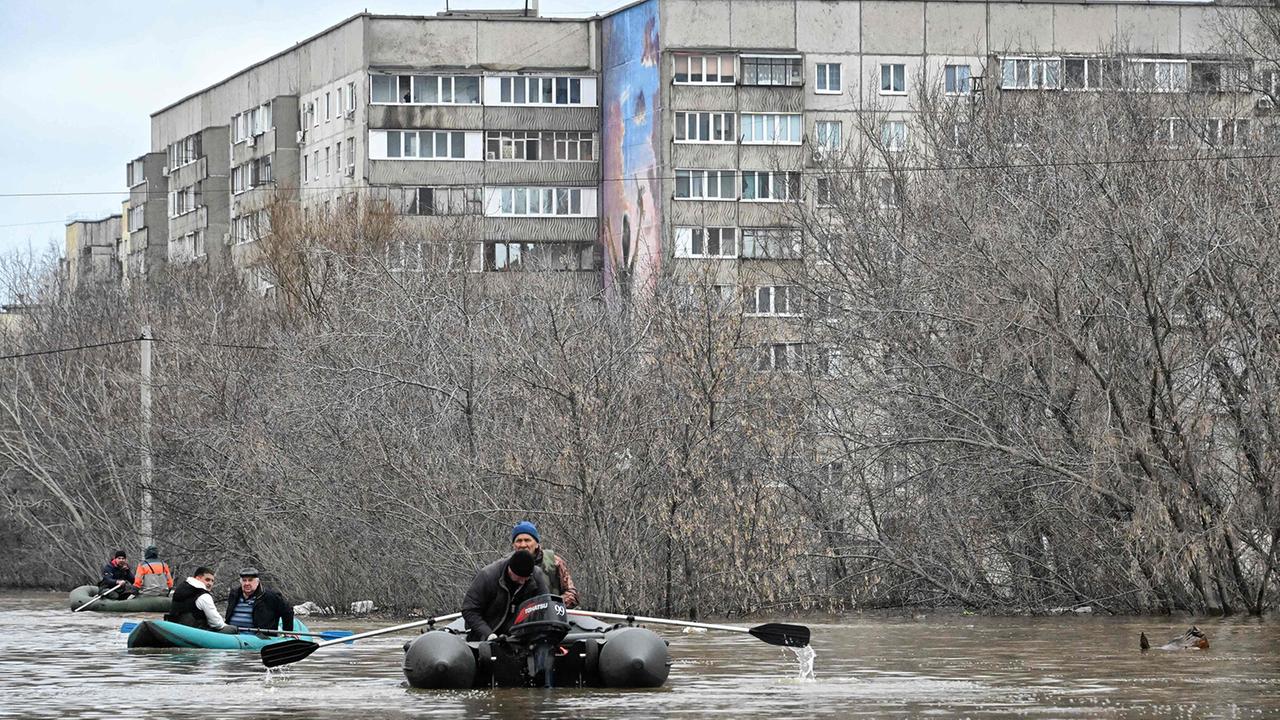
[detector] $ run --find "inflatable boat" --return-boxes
[69,585,171,613]
[127,619,311,650]
[402,595,670,689]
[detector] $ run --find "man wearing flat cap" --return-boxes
[461,549,549,641]
[224,567,295,634]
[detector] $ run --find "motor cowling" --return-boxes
[508,594,570,646]
[403,631,476,689]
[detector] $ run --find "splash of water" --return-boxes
[785,644,817,681]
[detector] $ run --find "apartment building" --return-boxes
[106,0,1266,300]
[62,215,122,292]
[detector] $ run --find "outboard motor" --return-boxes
[508,594,570,687]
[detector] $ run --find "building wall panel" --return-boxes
[862,1,926,55]
[483,161,599,185]
[663,0,732,49]
[367,160,485,185]
[730,1,795,50]
[925,2,987,56]
[482,107,600,131]
[485,217,598,241]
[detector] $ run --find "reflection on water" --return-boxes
[2,591,1278,719]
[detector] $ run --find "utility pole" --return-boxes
[140,325,153,549]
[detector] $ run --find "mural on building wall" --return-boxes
[601,0,661,299]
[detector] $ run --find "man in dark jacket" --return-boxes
[224,567,295,634]
[462,550,548,641]
[98,550,137,599]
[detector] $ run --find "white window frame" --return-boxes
[741,227,802,259]
[1063,56,1122,91]
[815,121,842,153]
[757,342,806,373]
[815,63,842,94]
[1127,58,1189,93]
[739,113,803,144]
[485,186,595,217]
[672,53,736,85]
[369,74,482,105]
[740,171,800,203]
[370,130,479,161]
[944,64,971,95]
[488,76,595,107]
[1000,57,1063,91]
[745,285,800,316]
[880,63,907,95]
[674,112,736,143]
[674,227,738,259]
[740,55,804,87]
[675,169,737,201]
[882,120,908,152]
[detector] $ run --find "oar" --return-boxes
[118,621,353,641]
[568,610,811,648]
[74,582,124,612]
[261,612,462,668]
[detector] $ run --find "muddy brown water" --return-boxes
[1,591,1277,719]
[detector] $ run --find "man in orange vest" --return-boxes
[132,545,173,596]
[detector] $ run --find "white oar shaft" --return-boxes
[74,582,124,612]
[568,609,749,634]
[314,612,461,649]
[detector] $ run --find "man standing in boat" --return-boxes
[224,567,295,634]
[166,567,239,633]
[510,520,580,608]
[98,550,137,600]
[132,545,173,596]
[462,549,549,641]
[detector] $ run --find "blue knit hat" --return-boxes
[511,520,539,543]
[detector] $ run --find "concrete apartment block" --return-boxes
[62,216,122,292]
[87,0,1260,302]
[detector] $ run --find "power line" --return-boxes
[0,337,144,361]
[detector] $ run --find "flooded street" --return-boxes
[2,591,1277,719]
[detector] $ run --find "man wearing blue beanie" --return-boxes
[511,520,579,608]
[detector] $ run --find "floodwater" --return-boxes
[2,591,1277,719]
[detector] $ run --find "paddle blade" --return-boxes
[749,623,810,648]
[119,622,139,634]
[260,638,320,668]
[319,630,354,642]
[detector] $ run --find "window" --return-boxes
[370,74,482,105]
[126,159,146,187]
[191,230,206,258]
[324,146,331,176]
[484,131,595,160]
[324,92,332,121]
[232,164,249,194]
[1063,57,1122,90]
[337,89,344,117]
[675,227,737,258]
[485,242,599,272]
[1198,118,1251,147]
[167,186,197,217]
[882,121,908,152]
[815,177,834,206]
[1127,59,1188,92]
[166,133,201,170]
[675,170,736,200]
[493,76,591,106]
[675,112,736,143]
[347,137,355,167]
[877,177,899,209]
[372,186,482,216]
[815,121,842,153]
[335,141,342,172]
[673,53,736,84]
[232,103,273,143]
[815,63,842,94]
[741,227,802,259]
[741,56,803,87]
[746,285,799,316]
[376,130,469,160]
[303,154,309,183]
[346,82,357,114]
[756,342,805,372]
[1191,62,1248,93]
[127,203,145,231]
[741,171,800,202]
[740,114,803,144]
[679,283,737,308]
[944,64,971,95]
[488,187,591,217]
[1000,57,1062,90]
[880,63,906,94]
[301,102,315,130]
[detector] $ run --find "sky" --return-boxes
[0,0,614,259]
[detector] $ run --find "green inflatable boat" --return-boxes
[127,619,311,650]
[69,585,171,613]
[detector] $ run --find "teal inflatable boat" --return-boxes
[69,585,171,613]
[127,619,311,650]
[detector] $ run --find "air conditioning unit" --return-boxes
[162,165,170,175]
[344,166,355,178]
[1257,96,1276,110]
[487,151,497,160]
[246,135,257,148]
[296,130,307,145]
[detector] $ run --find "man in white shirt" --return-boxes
[163,566,238,634]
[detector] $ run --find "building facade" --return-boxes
[91,0,1268,296]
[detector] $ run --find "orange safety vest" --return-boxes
[134,560,173,594]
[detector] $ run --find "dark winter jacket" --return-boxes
[99,561,134,590]
[166,580,214,628]
[461,556,549,640]
[224,586,295,633]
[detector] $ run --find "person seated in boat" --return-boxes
[224,567,295,634]
[461,549,549,641]
[165,567,239,634]
[510,520,580,608]
[98,550,137,600]
[132,545,173,596]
